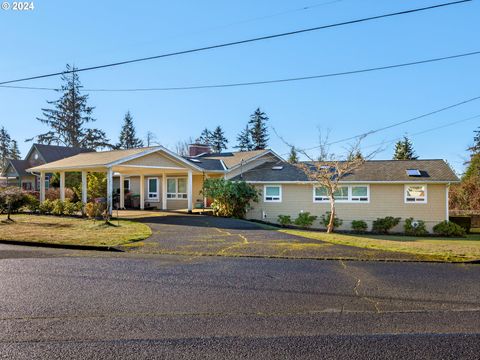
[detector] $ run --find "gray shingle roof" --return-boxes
[232,160,459,183]
[33,143,93,163]
[7,159,30,177]
[183,157,225,171]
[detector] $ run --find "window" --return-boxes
[314,185,370,203]
[351,186,369,202]
[147,177,159,200]
[123,179,130,191]
[22,182,32,190]
[45,178,50,190]
[167,177,188,199]
[264,185,281,202]
[405,184,427,203]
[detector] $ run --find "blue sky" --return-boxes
[0,0,478,173]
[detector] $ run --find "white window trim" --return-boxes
[264,185,282,203]
[167,177,188,200]
[147,177,159,201]
[313,185,370,203]
[124,178,131,191]
[404,184,428,204]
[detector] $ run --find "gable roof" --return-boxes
[28,143,93,163]
[183,157,225,171]
[27,146,225,173]
[4,159,30,177]
[232,159,459,183]
[199,149,281,169]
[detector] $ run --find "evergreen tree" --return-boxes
[196,128,212,145]
[235,125,253,152]
[248,108,269,150]
[117,111,144,149]
[0,127,12,171]
[468,127,480,154]
[393,136,418,160]
[288,146,299,163]
[35,64,110,150]
[210,126,228,153]
[9,140,21,160]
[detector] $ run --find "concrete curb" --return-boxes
[0,239,124,252]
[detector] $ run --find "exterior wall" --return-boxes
[225,153,280,179]
[246,183,447,232]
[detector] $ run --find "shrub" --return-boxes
[0,187,28,220]
[372,216,401,234]
[294,212,318,228]
[449,216,471,233]
[84,202,106,219]
[202,178,259,218]
[277,215,292,227]
[45,187,75,201]
[351,220,368,233]
[433,220,466,237]
[24,194,40,213]
[39,199,54,214]
[320,211,343,229]
[51,199,64,216]
[63,200,81,216]
[404,217,428,236]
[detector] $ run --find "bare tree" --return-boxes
[282,131,380,233]
[174,137,194,156]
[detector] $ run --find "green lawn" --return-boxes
[0,214,152,247]
[280,229,480,262]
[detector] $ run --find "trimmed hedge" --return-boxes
[449,216,471,234]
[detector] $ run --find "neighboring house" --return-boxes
[2,144,92,190]
[26,144,458,232]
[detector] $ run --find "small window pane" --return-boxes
[149,178,157,192]
[178,178,187,193]
[266,186,280,197]
[406,185,425,198]
[315,187,328,197]
[334,186,348,200]
[124,180,130,190]
[352,186,367,197]
[167,179,176,193]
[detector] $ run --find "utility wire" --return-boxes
[0,0,470,86]
[296,95,480,153]
[1,50,478,92]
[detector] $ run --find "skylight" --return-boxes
[272,166,283,170]
[406,169,421,176]
[189,158,201,163]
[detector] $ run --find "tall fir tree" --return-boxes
[288,146,299,163]
[235,125,253,152]
[0,127,12,171]
[196,128,212,145]
[210,126,228,153]
[393,136,418,160]
[248,108,269,150]
[117,111,144,149]
[35,64,110,150]
[9,140,21,160]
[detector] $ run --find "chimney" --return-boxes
[188,143,212,157]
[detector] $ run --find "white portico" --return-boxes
[28,146,226,215]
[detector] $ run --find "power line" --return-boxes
[1,50,478,92]
[0,0,470,86]
[283,94,480,155]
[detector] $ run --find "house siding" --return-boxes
[246,183,447,232]
[122,152,184,168]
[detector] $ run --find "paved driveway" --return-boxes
[120,212,420,260]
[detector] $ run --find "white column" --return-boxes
[39,172,45,202]
[187,170,193,212]
[446,183,450,221]
[59,171,65,202]
[81,171,87,206]
[107,168,113,215]
[162,173,167,210]
[119,174,125,209]
[140,174,145,210]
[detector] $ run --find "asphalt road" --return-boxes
[0,244,479,359]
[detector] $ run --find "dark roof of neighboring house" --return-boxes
[183,157,225,171]
[6,159,30,177]
[232,159,459,183]
[33,143,93,163]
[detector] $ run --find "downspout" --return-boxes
[446,183,450,222]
